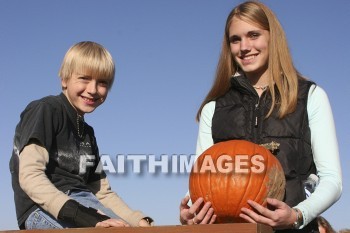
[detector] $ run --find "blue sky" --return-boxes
[1,0,349,230]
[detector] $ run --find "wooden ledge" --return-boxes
[1,223,273,233]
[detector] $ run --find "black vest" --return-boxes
[212,75,318,232]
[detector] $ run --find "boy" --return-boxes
[10,41,152,229]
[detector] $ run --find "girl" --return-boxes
[179,2,342,232]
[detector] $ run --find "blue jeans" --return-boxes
[25,190,120,229]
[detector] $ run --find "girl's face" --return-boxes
[62,72,109,115]
[228,17,270,80]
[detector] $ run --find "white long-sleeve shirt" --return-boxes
[195,84,342,227]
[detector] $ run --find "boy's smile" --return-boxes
[62,73,109,115]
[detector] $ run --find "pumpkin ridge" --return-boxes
[237,162,252,220]
[199,155,207,206]
[241,143,266,214]
[267,158,285,201]
[213,144,226,217]
[265,149,281,200]
[226,142,235,219]
[252,146,269,207]
[233,141,253,219]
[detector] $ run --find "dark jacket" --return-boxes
[9,93,101,229]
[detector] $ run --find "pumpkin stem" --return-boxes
[260,141,280,154]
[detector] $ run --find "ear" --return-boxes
[61,78,67,89]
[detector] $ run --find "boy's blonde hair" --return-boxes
[59,41,115,89]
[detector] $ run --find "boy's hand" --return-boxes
[138,218,152,227]
[58,200,110,227]
[96,219,130,228]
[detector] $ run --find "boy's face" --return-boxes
[62,72,109,115]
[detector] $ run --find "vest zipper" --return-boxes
[254,98,260,127]
[252,97,260,143]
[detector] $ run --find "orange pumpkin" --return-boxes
[189,140,285,223]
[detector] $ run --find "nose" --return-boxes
[240,38,251,52]
[86,80,98,94]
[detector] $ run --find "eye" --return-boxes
[98,80,109,88]
[248,31,260,39]
[78,76,90,81]
[229,35,240,44]
[78,76,90,83]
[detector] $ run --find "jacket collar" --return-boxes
[59,93,84,131]
[230,73,258,97]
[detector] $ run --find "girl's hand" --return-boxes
[239,198,297,230]
[179,196,217,225]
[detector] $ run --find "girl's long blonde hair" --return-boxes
[197,1,303,121]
